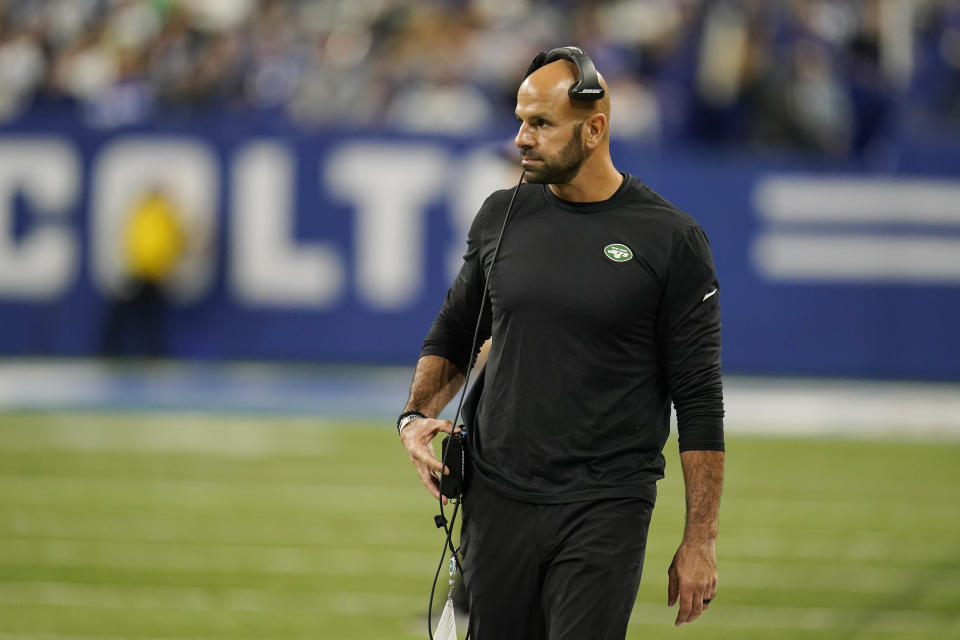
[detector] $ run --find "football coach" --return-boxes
[397,46,725,639]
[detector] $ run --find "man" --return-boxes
[398,51,724,639]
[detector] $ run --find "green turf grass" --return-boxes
[0,412,958,639]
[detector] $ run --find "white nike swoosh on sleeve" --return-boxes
[702,289,718,302]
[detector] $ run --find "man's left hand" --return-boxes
[667,540,718,626]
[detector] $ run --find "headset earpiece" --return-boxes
[523,51,549,80]
[522,46,605,101]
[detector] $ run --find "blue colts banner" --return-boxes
[0,116,958,380]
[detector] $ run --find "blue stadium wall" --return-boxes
[1,115,959,380]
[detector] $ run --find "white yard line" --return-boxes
[0,581,420,616]
[0,582,956,634]
[628,601,960,635]
[0,540,432,576]
[1,519,955,565]
[2,541,957,594]
[0,635,216,640]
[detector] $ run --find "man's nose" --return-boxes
[515,122,534,149]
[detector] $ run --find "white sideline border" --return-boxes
[0,359,958,439]
[722,377,960,439]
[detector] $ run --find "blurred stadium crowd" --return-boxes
[0,0,959,156]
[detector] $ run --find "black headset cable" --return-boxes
[427,169,525,639]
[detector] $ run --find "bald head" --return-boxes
[518,60,611,133]
[514,58,622,198]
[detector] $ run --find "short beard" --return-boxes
[522,122,585,185]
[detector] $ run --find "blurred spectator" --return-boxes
[101,186,187,357]
[0,0,957,156]
[745,37,855,155]
[0,22,45,120]
[913,0,960,126]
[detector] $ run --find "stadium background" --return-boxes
[0,0,958,638]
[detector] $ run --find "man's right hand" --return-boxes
[400,417,456,503]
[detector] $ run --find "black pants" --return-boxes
[460,477,654,640]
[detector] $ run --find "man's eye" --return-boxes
[537,120,549,127]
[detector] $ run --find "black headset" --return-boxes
[523,46,605,100]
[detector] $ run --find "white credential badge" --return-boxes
[434,554,459,640]
[434,598,457,640]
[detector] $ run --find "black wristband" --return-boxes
[396,410,427,436]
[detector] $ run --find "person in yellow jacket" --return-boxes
[123,190,186,286]
[102,188,186,356]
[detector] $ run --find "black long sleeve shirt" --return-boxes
[422,174,724,504]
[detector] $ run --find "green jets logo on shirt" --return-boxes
[603,243,633,262]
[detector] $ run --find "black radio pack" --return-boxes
[439,429,467,500]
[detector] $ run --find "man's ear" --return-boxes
[582,113,607,150]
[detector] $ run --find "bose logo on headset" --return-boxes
[523,45,605,101]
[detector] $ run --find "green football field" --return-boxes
[1,412,958,640]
